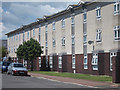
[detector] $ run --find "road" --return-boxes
[2,73,89,88]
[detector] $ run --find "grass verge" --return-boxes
[29,71,112,82]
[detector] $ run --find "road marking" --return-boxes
[31,75,98,88]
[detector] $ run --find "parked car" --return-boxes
[7,63,28,76]
[1,61,11,73]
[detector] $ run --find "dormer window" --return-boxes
[114,2,120,15]
[52,22,55,31]
[61,19,65,28]
[83,12,87,23]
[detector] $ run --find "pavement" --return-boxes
[28,72,120,89]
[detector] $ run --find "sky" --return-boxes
[0,1,78,39]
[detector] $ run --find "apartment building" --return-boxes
[6,0,120,76]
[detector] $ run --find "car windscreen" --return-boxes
[14,64,23,67]
[3,62,10,66]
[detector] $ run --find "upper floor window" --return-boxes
[61,37,65,46]
[45,24,48,32]
[19,33,21,41]
[114,2,120,15]
[53,38,56,47]
[39,25,41,34]
[114,25,120,40]
[71,16,74,25]
[27,32,29,39]
[72,36,75,45]
[96,7,101,19]
[96,29,102,42]
[23,31,25,42]
[33,29,35,37]
[83,34,87,45]
[92,53,98,70]
[83,12,87,23]
[61,19,65,28]
[52,22,55,31]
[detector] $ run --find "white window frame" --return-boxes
[92,53,98,70]
[59,56,62,68]
[83,34,87,45]
[114,2,120,15]
[96,7,101,19]
[110,52,117,71]
[96,29,102,42]
[27,31,29,39]
[45,41,48,48]
[39,57,41,67]
[49,56,53,68]
[71,16,75,25]
[72,35,75,45]
[72,54,75,69]
[114,25,120,40]
[61,37,65,46]
[19,33,21,41]
[84,55,88,69]
[61,19,65,28]
[53,39,56,47]
[52,22,55,31]
[83,12,87,23]
[33,28,35,37]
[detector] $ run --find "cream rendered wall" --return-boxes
[75,12,84,54]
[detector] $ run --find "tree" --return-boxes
[0,46,7,58]
[16,38,43,71]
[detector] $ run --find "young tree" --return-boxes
[16,38,43,71]
[0,46,7,58]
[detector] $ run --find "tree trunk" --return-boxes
[31,59,33,71]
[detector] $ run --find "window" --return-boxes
[96,29,102,42]
[83,12,87,23]
[27,32,29,39]
[96,7,101,19]
[71,16,74,25]
[110,52,117,71]
[53,39,56,47]
[114,2,120,15]
[59,56,62,68]
[45,41,48,47]
[84,55,88,69]
[39,25,41,34]
[23,31,25,42]
[49,56,53,68]
[16,34,18,41]
[61,37,65,46]
[61,19,65,28]
[83,34,87,45]
[52,22,55,31]
[92,53,98,70]
[114,26,120,40]
[33,29,35,37]
[39,57,41,67]
[72,36,75,45]
[45,25,48,32]
[72,54,75,68]
[46,56,48,67]
[19,33,21,41]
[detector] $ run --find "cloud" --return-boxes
[2,2,75,39]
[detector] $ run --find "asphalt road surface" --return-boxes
[2,73,89,88]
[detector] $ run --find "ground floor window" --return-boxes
[84,55,88,69]
[46,56,48,67]
[110,52,117,71]
[58,56,62,68]
[72,54,75,69]
[49,56,53,68]
[39,57,41,67]
[92,53,98,70]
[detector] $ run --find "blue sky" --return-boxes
[1,2,77,39]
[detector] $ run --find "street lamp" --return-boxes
[88,40,94,51]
